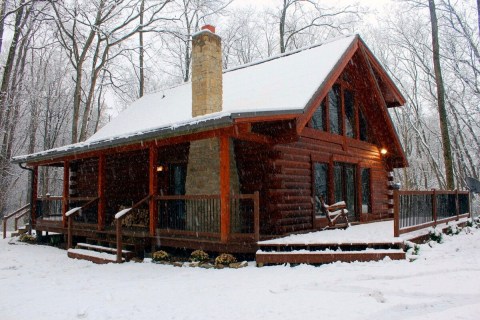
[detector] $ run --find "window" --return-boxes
[361,168,371,214]
[334,162,357,219]
[329,85,342,135]
[344,90,355,138]
[359,107,369,142]
[311,100,326,131]
[313,163,329,216]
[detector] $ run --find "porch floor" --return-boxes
[259,221,401,246]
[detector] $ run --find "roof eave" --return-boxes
[12,109,305,165]
[11,115,235,165]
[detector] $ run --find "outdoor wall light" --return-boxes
[157,165,164,172]
[380,148,388,155]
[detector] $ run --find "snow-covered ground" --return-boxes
[1,227,480,320]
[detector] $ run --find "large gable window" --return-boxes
[311,100,326,131]
[329,85,342,135]
[308,75,374,143]
[344,89,355,138]
[359,107,369,142]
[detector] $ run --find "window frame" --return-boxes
[308,73,373,143]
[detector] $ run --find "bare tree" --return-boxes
[50,0,172,143]
[163,0,232,82]
[428,0,455,189]
[275,0,359,53]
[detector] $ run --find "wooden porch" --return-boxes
[34,191,260,260]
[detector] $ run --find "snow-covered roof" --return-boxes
[87,34,357,142]
[13,34,370,163]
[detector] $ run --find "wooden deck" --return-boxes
[35,219,258,255]
[256,240,405,266]
[255,221,406,265]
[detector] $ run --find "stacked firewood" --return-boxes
[114,206,149,227]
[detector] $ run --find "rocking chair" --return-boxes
[316,195,350,229]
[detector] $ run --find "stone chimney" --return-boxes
[191,24,222,117]
[185,25,240,232]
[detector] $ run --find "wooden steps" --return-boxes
[67,243,134,264]
[256,241,406,266]
[11,224,29,237]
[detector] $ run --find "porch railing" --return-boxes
[36,196,99,224]
[2,203,30,239]
[394,190,470,236]
[156,192,259,241]
[36,196,63,220]
[157,195,221,237]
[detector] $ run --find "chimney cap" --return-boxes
[201,25,216,33]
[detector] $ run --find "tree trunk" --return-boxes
[139,0,145,97]
[279,0,287,53]
[477,0,480,39]
[428,0,455,190]
[0,0,24,135]
[0,0,7,54]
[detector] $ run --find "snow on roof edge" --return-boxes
[224,34,357,74]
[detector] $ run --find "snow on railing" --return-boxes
[65,207,82,217]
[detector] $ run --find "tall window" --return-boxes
[344,90,355,138]
[359,107,369,142]
[361,168,371,214]
[313,162,329,216]
[311,100,326,131]
[329,85,342,135]
[334,162,356,219]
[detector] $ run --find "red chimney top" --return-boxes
[201,25,215,33]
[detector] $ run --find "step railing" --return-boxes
[67,197,99,249]
[394,189,470,236]
[2,204,30,239]
[114,195,152,263]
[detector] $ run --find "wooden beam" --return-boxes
[149,146,158,236]
[97,155,106,231]
[219,136,231,243]
[357,43,408,168]
[62,161,69,228]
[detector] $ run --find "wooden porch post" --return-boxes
[31,166,38,229]
[220,136,231,243]
[98,155,106,231]
[62,161,69,228]
[149,146,158,236]
[393,189,399,237]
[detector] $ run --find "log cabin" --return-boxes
[12,25,407,258]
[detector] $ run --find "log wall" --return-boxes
[265,129,390,235]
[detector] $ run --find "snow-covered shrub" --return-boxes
[446,225,461,236]
[215,253,237,266]
[152,250,170,262]
[404,241,420,256]
[467,217,480,228]
[190,250,209,262]
[19,234,36,244]
[428,228,443,243]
